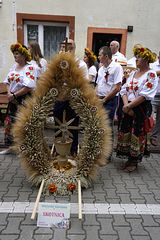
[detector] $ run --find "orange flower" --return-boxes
[48,183,57,193]
[67,183,76,192]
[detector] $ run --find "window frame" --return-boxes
[24,21,69,55]
[17,13,75,44]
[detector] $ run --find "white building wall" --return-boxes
[0,0,160,80]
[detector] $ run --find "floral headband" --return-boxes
[84,48,97,62]
[10,43,32,62]
[133,47,156,63]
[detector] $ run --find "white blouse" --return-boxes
[4,63,36,93]
[120,69,158,101]
[30,58,48,79]
[88,65,97,83]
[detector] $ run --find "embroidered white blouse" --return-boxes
[3,63,36,93]
[120,70,158,101]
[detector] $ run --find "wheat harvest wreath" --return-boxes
[12,53,112,196]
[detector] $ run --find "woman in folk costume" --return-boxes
[2,43,36,152]
[83,48,97,86]
[117,47,158,172]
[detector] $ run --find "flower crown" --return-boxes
[133,47,156,63]
[10,43,32,62]
[84,48,97,62]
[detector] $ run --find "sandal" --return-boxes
[123,164,137,172]
[120,161,130,170]
[150,138,158,146]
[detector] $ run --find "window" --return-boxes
[17,13,75,60]
[24,21,69,60]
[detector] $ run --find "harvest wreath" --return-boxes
[13,53,111,196]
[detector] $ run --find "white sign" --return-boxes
[37,203,70,229]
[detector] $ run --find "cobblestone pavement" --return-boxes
[0,149,160,240]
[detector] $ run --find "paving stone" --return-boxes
[0,235,19,240]
[144,227,160,240]
[19,225,38,239]
[17,192,33,201]
[82,225,100,240]
[117,193,132,204]
[137,184,152,194]
[2,196,19,202]
[100,236,118,240]
[105,189,117,198]
[113,226,132,240]
[67,217,85,235]
[130,189,145,200]
[82,189,94,199]
[52,228,66,240]
[4,187,19,197]
[0,213,8,225]
[92,183,105,193]
[0,181,11,191]
[141,215,160,227]
[141,194,158,204]
[97,217,117,235]
[35,226,53,234]
[102,180,115,189]
[105,198,121,204]
[124,179,137,189]
[1,217,23,234]
[10,178,23,187]
[66,234,85,240]
[83,214,99,225]
[1,173,14,182]
[127,218,149,235]
[145,180,159,190]
[132,236,151,240]
[34,235,54,240]
[93,193,106,203]
[113,215,130,226]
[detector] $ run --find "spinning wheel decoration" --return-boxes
[13,53,112,195]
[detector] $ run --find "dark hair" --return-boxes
[99,46,112,59]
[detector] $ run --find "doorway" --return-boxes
[92,33,122,57]
[87,27,127,58]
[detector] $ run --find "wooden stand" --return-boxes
[31,179,45,220]
[78,179,82,220]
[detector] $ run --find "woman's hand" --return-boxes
[8,93,14,102]
[123,104,134,116]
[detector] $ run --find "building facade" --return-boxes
[0,0,160,80]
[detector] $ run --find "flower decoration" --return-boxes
[51,88,58,97]
[148,72,156,79]
[8,72,20,83]
[91,106,97,112]
[10,42,32,62]
[146,82,153,89]
[133,47,156,63]
[67,183,76,192]
[48,183,57,193]
[84,48,97,62]
[104,71,109,82]
[127,79,139,92]
[70,88,79,97]
[60,60,69,69]
[20,145,26,151]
